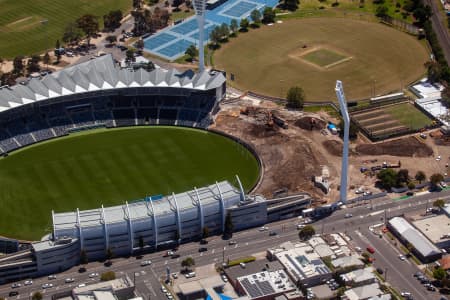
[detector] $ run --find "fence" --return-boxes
[380,15,421,35]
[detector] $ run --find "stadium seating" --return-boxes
[0,89,218,153]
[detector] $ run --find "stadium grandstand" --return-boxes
[0,54,226,154]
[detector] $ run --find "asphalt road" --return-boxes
[426,0,450,64]
[2,190,450,300]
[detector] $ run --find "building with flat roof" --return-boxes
[272,244,332,287]
[413,215,450,249]
[331,256,364,270]
[388,217,442,262]
[340,267,376,287]
[235,270,298,300]
[72,277,134,300]
[343,283,383,300]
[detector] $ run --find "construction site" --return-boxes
[213,97,450,205]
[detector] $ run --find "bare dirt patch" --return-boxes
[356,137,433,157]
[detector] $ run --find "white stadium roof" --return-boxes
[0,55,226,112]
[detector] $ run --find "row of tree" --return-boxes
[376,168,442,190]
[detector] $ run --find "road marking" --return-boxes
[200,252,203,256]
[164,260,168,265]
[245,242,248,246]
[212,249,215,254]
[234,244,238,249]
[369,210,384,217]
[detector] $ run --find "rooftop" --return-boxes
[412,215,450,244]
[332,256,364,269]
[237,270,296,299]
[344,283,383,300]
[0,55,226,112]
[389,217,441,258]
[72,278,133,295]
[341,267,376,284]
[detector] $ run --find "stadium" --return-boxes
[0,55,312,283]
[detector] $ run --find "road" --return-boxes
[426,0,450,64]
[2,190,450,300]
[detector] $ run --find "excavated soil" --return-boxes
[356,137,433,157]
[294,116,326,131]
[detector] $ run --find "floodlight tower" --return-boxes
[193,0,207,72]
[335,80,350,204]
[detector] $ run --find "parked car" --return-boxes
[172,273,178,279]
[24,280,33,286]
[376,268,384,275]
[398,254,406,261]
[48,274,57,280]
[140,260,152,266]
[259,226,268,231]
[77,283,86,288]
[65,278,75,283]
[240,262,246,268]
[228,240,237,245]
[367,246,375,254]
[11,283,21,288]
[9,291,19,297]
[269,231,278,236]
[222,275,228,282]
[198,247,208,252]
[344,213,353,218]
[89,272,99,278]
[42,283,53,289]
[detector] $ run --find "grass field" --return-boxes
[302,48,348,67]
[0,127,260,240]
[0,0,131,58]
[384,103,432,130]
[214,18,428,101]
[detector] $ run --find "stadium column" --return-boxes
[125,202,134,253]
[193,0,206,72]
[101,205,109,251]
[215,182,226,233]
[235,175,246,202]
[335,80,350,204]
[51,210,56,240]
[172,193,182,243]
[194,187,205,237]
[148,199,158,250]
[76,208,84,250]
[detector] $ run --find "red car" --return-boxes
[367,246,375,254]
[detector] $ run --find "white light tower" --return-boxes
[335,80,350,204]
[193,0,206,72]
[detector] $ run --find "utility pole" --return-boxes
[222,246,226,263]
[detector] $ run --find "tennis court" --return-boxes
[143,0,278,60]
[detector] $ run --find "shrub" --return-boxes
[227,256,256,267]
[100,271,116,281]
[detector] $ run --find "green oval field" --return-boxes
[0,127,260,240]
[214,18,429,100]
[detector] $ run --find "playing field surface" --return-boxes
[0,0,131,58]
[214,18,429,101]
[0,127,260,240]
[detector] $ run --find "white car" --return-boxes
[297,224,305,229]
[140,260,152,266]
[77,283,86,288]
[89,272,99,278]
[344,213,353,218]
[11,283,21,288]
[48,274,57,280]
[222,275,228,282]
[240,262,246,268]
[401,292,411,297]
[398,255,406,261]
[167,250,174,256]
[259,226,268,231]
[161,286,167,293]
[42,283,53,289]
[436,155,442,161]
[355,246,362,252]
[24,280,33,286]
[65,278,75,283]
[171,273,178,279]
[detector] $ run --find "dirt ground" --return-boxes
[214,101,450,203]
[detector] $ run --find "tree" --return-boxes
[433,198,446,208]
[133,0,143,9]
[298,225,315,241]
[43,52,51,69]
[413,4,432,25]
[100,271,116,281]
[250,9,262,24]
[106,35,117,44]
[62,22,84,44]
[230,19,239,34]
[209,26,222,47]
[426,61,442,83]
[32,292,43,300]
[219,23,230,40]
[126,49,135,63]
[430,173,444,188]
[181,257,195,271]
[337,118,359,139]
[441,86,450,107]
[286,86,305,109]
[55,40,61,63]
[12,56,24,75]
[80,249,88,265]
[76,14,99,45]
[415,170,426,183]
[433,266,445,281]
[135,39,145,50]
[224,212,234,238]
[397,169,409,185]
[202,226,209,240]
[239,18,249,32]
[406,242,414,256]
[144,61,155,72]
[103,10,123,31]
[262,7,276,24]
[283,0,299,11]
[375,5,389,17]
[377,168,398,190]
